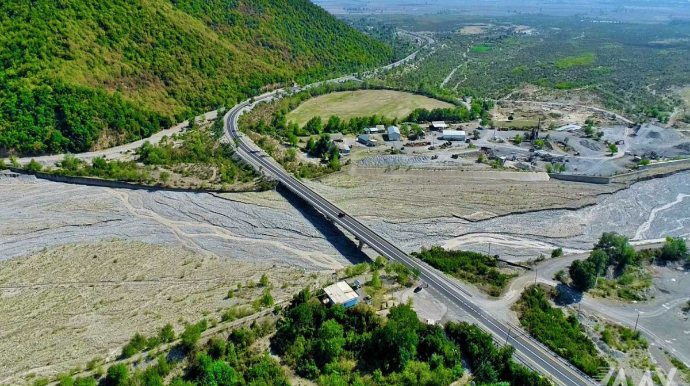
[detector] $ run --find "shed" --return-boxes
[329,133,344,142]
[365,127,380,134]
[387,126,401,141]
[431,121,449,130]
[442,130,466,141]
[357,134,377,147]
[324,281,359,308]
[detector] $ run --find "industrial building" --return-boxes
[323,281,359,308]
[442,130,466,141]
[387,126,401,141]
[357,134,377,146]
[430,121,448,130]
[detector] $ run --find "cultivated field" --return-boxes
[286,90,453,126]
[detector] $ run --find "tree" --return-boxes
[180,322,203,351]
[512,135,522,144]
[661,237,688,261]
[370,269,382,290]
[304,116,323,134]
[371,303,420,372]
[594,233,635,268]
[315,319,346,365]
[588,249,609,277]
[608,143,618,155]
[551,248,564,258]
[569,260,597,292]
[105,364,129,386]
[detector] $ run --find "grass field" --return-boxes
[286,90,453,126]
[555,53,595,69]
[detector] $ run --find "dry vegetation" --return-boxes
[0,240,326,385]
[286,90,453,126]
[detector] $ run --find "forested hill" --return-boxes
[0,0,392,155]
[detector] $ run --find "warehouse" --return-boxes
[387,126,401,141]
[442,130,466,141]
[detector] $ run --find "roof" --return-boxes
[442,130,466,137]
[387,126,400,135]
[330,133,344,141]
[431,121,448,127]
[358,134,370,141]
[324,281,358,304]
[365,127,379,133]
[376,125,385,130]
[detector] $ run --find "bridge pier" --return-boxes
[357,239,364,250]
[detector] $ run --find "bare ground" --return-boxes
[0,240,329,385]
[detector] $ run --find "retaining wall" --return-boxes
[7,167,246,194]
[548,173,611,184]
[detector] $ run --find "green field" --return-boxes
[555,53,596,69]
[472,44,493,52]
[286,90,453,126]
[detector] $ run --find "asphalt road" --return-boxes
[224,99,598,386]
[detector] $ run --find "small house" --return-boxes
[330,133,344,142]
[337,143,351,154]
[387,126,401,141]
[442,130,466,141]
[324,281,359,309]
[365,127,380,134]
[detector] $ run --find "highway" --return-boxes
[224,97,598,386]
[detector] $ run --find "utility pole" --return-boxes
[488,243,491,256]
[634,311,640,333]
[505,327,512,345]
[534,269,538,285]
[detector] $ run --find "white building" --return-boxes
[387,126,401,141]
[324,281,359,308]
[431,121,449,131]
[364,127,380,134]
[442,130,466,141]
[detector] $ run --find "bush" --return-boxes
[105,364,129,386]
[551,248,564,258]
[413,246,513,294]
[660,237,688,261]
[26,159,43,172]
[180,320,207,351]
[517,286,608,376]
[159,324,175,343]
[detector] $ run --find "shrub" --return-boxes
[660,237,688,261]
[159,323,175,343]
[105,364,129,386]
[26,159,43,172]
[551,248,564,258]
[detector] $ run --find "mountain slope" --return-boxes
[0,0,392,155]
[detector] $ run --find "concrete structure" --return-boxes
[387,126,401,141]
[442,130,466,141]
[357,134,377,147]
[324,281,359,308]
[329,133,344,142]
[556,124,582,132]
[364,127,380,134]
[431,121,448,130]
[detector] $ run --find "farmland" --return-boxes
[286,90,453,126]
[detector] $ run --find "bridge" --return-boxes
[224,94,597,386]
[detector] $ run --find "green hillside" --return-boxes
[0,0,392,155]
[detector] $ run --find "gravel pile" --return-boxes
[359,155,429,168]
